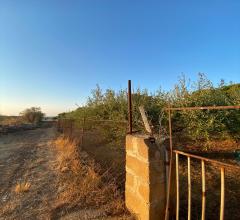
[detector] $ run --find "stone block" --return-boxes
[126,135,134,152]
[126,172,135,190]
[126,154,149,181]
[125,134,167,220]
[126,189,150,220]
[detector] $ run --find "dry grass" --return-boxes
[14,182,31,193]
[0,116,22,126]
[53,135,130,218]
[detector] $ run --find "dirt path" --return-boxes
[0,127,57,220]
[0,128,131,220]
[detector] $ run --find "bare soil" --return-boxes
[0,127,57,219]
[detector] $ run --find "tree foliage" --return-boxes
[60,73,240,143]
[20,107,44,124]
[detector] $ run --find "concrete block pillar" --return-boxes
[125,134,166,220]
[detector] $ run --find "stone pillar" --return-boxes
[125,134,166,220]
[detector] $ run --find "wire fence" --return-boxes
[57,117,128,143]
[57,117,129,184]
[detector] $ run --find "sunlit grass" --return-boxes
[14,182,31,193]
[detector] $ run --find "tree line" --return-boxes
[59,73,240,143]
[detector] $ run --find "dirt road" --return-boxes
[0,127,57,219]
[0,128,130,220]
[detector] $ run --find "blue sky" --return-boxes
[0,1,240,116]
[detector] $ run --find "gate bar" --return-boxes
[220,167,225,220]
[201,160,206,220]
[188,157,191,220]
[176,152,179,220]
[164,105,240,111]
[174,150,240,170]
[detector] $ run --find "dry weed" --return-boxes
[53,136,128,218]
[14,182,31,193]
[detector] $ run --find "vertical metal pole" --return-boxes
[201,160,206,220]
[168,108,173,152]
[165,107,173,220]
[128,80,133,134]
[176,153,179,220]
[187,157,191,220]
[81,117,85,147]
[220,167,225,220]
[70,119,74,140]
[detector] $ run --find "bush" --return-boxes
[20,107,44,124]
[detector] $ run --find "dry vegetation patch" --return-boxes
[52,136,131,219]
[14,182,31,193]
[0,116,22,126]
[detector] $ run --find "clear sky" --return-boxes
[0,1,239,116]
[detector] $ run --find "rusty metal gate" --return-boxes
[164,105,240,220]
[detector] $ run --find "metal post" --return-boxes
[81,117,85,147]
[201,160,206,220]
[128,80,133,134]
[165,107,173,220]
[70,119,73,140]
[187,157,191,220]
[220,167,225,220]
[176,153,179,220]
